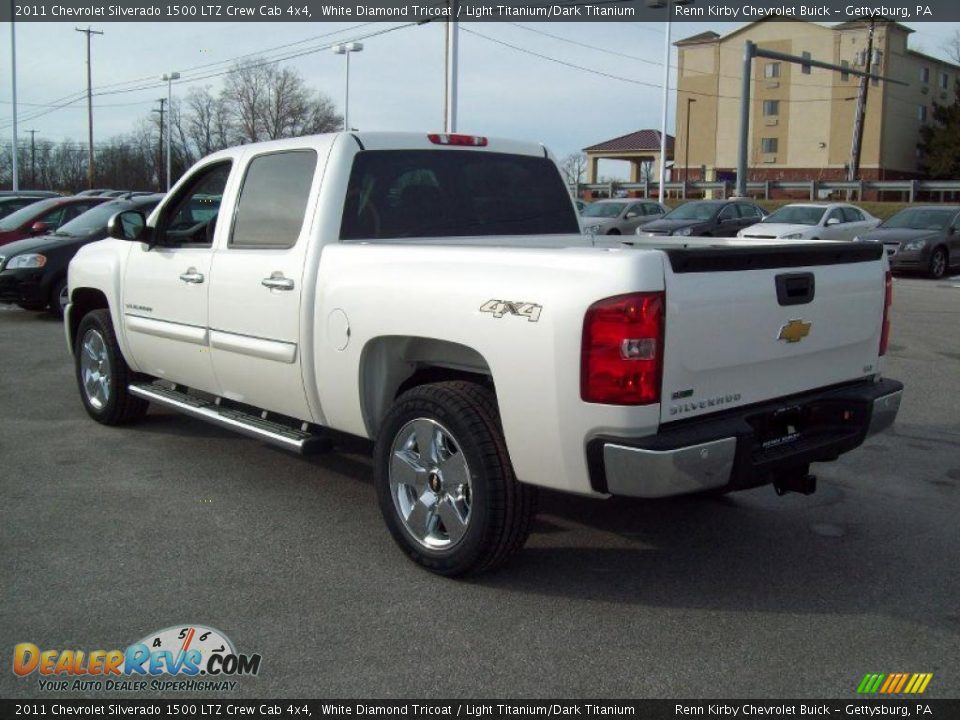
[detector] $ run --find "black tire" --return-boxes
[607,229,621,235]
[49,277,68,319]
[16,302,46,312]
[374,381,537,577]
[929,247,948,279]
[74,309,149,425]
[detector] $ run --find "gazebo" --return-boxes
[582,129,674,184]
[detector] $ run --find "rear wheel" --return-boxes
[374,381,537,576]
[929,247,947,279]
[607,229,621,235]
[74,309,149,425]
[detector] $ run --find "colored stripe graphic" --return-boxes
[857,673,932,694]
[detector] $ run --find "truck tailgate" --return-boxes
[659,242,887,423]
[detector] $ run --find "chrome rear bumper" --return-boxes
[595,381,903,499]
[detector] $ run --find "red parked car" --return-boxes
[0,196,108,246]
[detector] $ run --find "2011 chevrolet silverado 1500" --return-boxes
[65,132,903,576]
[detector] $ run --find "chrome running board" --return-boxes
[129,383,330,455]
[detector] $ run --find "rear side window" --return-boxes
[231,150,318,249]
[339,150,580,240]
[842,207,864,222]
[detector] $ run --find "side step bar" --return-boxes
[129,383,331,455]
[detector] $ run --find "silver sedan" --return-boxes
[581,199,668,236]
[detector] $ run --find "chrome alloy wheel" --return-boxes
[389,418,472,550]
[79,328,111,410]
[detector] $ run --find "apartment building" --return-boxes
[674,19,960,183]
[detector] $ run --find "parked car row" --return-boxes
[0,193,164,317]
[574,195,957,278]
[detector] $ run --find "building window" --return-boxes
[801,51,812,75]
[921,66,930,83]
[940,71,950,90]
[761,138,779,153]
[841,60,850,82]
[918,105,928,123]
[763,100,780,116]
[765,62,781,78]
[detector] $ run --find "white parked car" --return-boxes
[738,203,881,241]
[65,132,902,576]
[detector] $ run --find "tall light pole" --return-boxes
[444,3,459,133]
[75,26,104,190]
[333,42,363,131]
[162,72,180,191]
[648,0,694,204]
[10,10,19,191]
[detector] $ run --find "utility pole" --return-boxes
[27,129,37,187]
[10,9,19,191]
[75,26,103,190]
[847,18,876,194]
[152,99,166,192]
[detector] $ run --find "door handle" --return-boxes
[179,268,205,284]
[262,273,294,291]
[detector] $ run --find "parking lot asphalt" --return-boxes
[1,276,959,700]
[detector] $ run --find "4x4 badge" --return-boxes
[480,300,542,323]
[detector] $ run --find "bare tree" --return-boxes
[559,152,588,185]
[942,30,960,65]
[221,59,341,143]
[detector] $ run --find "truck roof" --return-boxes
[201,131,550,162]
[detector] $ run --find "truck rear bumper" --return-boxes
[590,378,903,498]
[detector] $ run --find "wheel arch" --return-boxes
[358,336,493,439]
[66,287,109,355]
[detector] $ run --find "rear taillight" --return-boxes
[879,270,893,356]
[581,292,665,405]
[427,133,488,147]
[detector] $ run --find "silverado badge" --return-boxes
[778,319,812,343]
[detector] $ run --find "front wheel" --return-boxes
[374,381,537,576]
[74,309,149,425]
[929,247,947,279]
[50,278,68,319]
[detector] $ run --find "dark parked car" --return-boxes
[0,190,59,198]
[0,194,163,317]
[854,206,960,279]
[580,199,668,235]
[0,194,52,220]
[637,199,768,238]
[0,196,108,246]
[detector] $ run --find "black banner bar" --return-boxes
[2,0,960,23]
[1,700,959,720]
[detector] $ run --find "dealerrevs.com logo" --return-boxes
[12,625,261,693]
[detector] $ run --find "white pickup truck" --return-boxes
[65,132,903,576]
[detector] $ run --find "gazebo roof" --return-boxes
[583,129,674,154]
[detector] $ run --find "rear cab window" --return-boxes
[339,150,580,240]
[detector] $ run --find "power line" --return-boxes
[0,22,421,130]
[462,28,856,104]
[507,22,860,91]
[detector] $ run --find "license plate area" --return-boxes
[750,405,804,450]
[746,400,869,461]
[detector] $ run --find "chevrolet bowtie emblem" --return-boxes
[778,319,812,343]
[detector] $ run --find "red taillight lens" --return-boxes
[879,270,893,356]
[427,133,488,147]
[581,292,665,405]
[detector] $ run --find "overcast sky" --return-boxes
[2,20,958,177]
